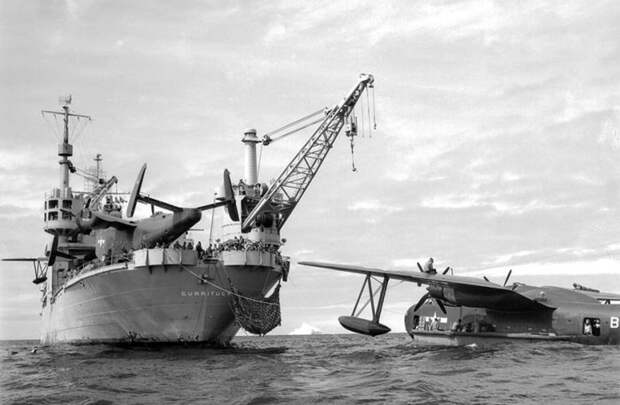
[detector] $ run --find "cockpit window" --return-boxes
[583,318,600,336]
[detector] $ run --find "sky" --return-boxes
[1,0,620,339]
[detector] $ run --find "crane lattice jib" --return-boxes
[242,73,374,232]
[88,176,118,209]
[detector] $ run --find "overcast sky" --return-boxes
[1,1,619,339]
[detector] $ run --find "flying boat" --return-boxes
[300,260,620,345]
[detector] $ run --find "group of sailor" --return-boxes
[170,236,284,261]
[213,236,281,254]
[415,316,496,334]
[583,318,601,336]
[92,235,283,270]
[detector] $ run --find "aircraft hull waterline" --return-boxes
[40,251,282,345]
[408,330,567,346]
[404,297,620,345]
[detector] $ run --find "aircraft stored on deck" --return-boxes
[2,73,378,345]
[300,260,620,345]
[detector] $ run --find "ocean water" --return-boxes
[1,333,620,404]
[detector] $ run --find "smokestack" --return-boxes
[242,128,260,185]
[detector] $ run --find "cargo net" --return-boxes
[230,284,281,336]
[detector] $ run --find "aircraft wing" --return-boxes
[299,261,555,311]
[2,257,47,262]
[91,211,137,230]
[579,291,620,302]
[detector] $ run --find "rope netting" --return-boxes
[181,265,282,335]
[229,284,282,336]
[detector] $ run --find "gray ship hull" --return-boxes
[41,250,282,345]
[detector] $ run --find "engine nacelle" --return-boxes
[428,284,457,304]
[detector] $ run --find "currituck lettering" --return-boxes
[181,290,230,297]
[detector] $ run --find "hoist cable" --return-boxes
[360,95,365,137]
[41,114,61,139]
[263,108,325,138]
[267,117,324,144]
[372,86,377,130]
[349,137,357,172]
[257,144,264,179]
[366,88,372,138]
[208,195,216,244]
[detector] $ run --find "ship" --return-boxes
[3,75,376,345]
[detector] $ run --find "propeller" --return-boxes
[481,270,512,286]
[127,163,147,217]
[417,260,444,275]
[503,269,513,286]
[222,169,238,221]
[413,292,430,312]
[127,164,238,220]
[412,291,447,314]
[47,234,59,266]
[436,299,447,314]
[47,234,76,265]
[126,164,182,214]
[194,169,238,221]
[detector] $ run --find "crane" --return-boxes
[86,176,118,209]
[241,73,375,232]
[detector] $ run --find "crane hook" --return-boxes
[349,136,357,172]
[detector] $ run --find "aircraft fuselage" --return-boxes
[94,209,201,259]
[405,287,620,345]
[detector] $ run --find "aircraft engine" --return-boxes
[428,284,457,305]
[76,213,95,233]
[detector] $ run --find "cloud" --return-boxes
[0,205,41,219]
[289,303,351,311]
[464,257,620,278]
[487,249,540,265]
[420,193,579,214]
[292,249,314,257]
[2,0,620,339]
[289,322,322,335]
[263,24,287,45]
[391,258,425,268]
[347,199,402,213]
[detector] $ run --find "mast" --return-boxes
[41,96,92,236]
[60,102,71,195]
[42,95,92,198]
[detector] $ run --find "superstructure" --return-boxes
[4,74,376,344]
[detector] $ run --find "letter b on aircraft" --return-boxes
[611,317,619,328]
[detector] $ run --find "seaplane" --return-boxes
[299,259,620,345]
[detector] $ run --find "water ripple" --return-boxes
[2,335,620,404]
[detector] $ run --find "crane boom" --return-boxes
[242,73,374,232]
